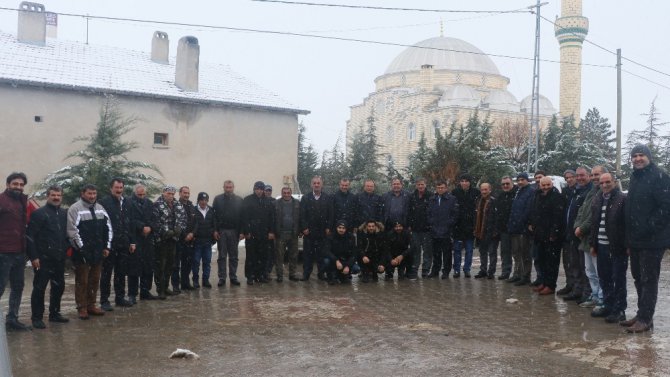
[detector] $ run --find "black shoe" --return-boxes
[464,271,471,278]
[514,278,529,286]
[441,273,450,279]
[300,277,310,282]
[128,297,137,305]
[407,274,418,280]
[157,292,167,300]
[506,276,520,283]
[101,301,114,312]
[193,281,200,289]
[217,279,225,287]
[556,286,572,295]
[288,276,299,282]
[276,277,283,283]
[172,288,182,295]
[6,319,31,331]
[140,292,157,300]
[563,292,581,301]
[453,272,460,278]
[498,274,510,280]
[384,274,393,281]
[474,272,487,279]
[247,279,254,285]
[230,279,241,286]
[165,288,175,296]
[605,311,626,324]
[32,319,46,329]
[317,272,325,281]
[202,281,212,288]
[49,313,70,323]
[487,274,495,280]
[115,298,133,307]
[259,277,270,283]
[328,279,337,285]
[591,306,610,318]
[529,279,541,287]
[361,274,370,283]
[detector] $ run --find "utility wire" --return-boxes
[539,14,670,79]
[251,0,530,14]
[622,69,670,91]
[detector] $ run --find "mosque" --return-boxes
[347,0,587,172]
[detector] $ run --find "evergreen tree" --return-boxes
[537,116,608,174]
[347,110,382,188]
[297,122,319,193]
[37,96,162,204]
[579,107,615,162]
[318,134,347,193]
[542,115,561,153]
[406,132,434,182]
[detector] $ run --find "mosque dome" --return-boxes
[520,94,556,117]
[385,36,501,76]
[438,84,481,108]
[483,89,520,112]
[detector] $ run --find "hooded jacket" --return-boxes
[357,221,388,264]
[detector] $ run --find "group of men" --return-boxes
[0,144,667,335]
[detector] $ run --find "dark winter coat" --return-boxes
[507,184,535,235]
[26,203,68,262]
[529,187,565,242]
[427,191,459,239]
[0,189,28,253]
[67,199,112,265]
[129,194,154,246]
[151,196,187,243]
[241,194,275,237]
[356,192,383,225]
[299,192,333,240]
[387,229,411,259]
[451,186,480,240]
[212,193,243,232]
[324,232,357,267]
[99,195,134,249]
[408,189,433,232]
[474,196,498,242]
[625,162,670,249]
[564,182,591,242]
[179,199,196,242]
[590,188,627,254]
[333,190,358,229]
[193,205,217,244]
[356,221,388,264]
[275,197,301,236]
[495,187,516,233]
[574,184,597,251]
[382,190,410,227]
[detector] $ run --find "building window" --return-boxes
[386,126,394,143]
[34,115,43,123]
[153,132,169,147]
[407,123,416,141]
[432,120,441,139]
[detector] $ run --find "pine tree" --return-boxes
[537,116,608,174]
[37,96,162,204]
[542,115,561,153]
[297,122,319,193]
[406,132,433,182]
[347,110,382,187]
[318,134,347,193]
[579,107,615,162]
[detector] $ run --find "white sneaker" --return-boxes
[579,299,597,308]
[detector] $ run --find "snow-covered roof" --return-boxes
[0,30,309,115]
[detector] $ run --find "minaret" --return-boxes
[555,0,589,120]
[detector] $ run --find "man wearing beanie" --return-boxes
[622,144,670,333]
[241,181,275,284]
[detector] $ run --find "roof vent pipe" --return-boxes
[17,2,46,46]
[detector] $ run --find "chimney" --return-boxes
[17,1,46,46]
[151,31,169,64]
[175,36,199,92]
[45,11,57,38]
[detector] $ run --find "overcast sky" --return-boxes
[1,0,669,157]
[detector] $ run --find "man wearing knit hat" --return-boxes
[622,144,670,333]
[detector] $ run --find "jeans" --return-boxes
[217,229,240,281]
[453,238,474,273]
[499,232,512,276]
[30,258,65,320]
[596,243,628,313]
[0,252,26,321]
[511,235,532,279]
[584,250,602,303]
[478,238,499,276]
[630,248,665,323]
[431,238,452,276]
[302,237,325,280]
[192,242,213,283]
[410,231,433,277]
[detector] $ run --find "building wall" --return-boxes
[0,84,299,198]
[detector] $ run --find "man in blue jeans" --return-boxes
[192,192,218,288]
[0,172,30,331]
[451,174,480,278]
[622,145,670,333]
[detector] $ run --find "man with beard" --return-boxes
[408,178,433,280]
[152,186,187,299]
[213,180,243,287]
[451,174,479,278]
[241,181,275,284]
[67,184,112,319]
[174,186,196,291]
[0,172,30,330]
[622,145,670,333]
[323,220,358,284]
[474,183,499,279]
[99,178,135,310]
[357,220,387,282]
[385,222,412,280]
[129,184,156,301]
[27,185,70,329]
[528,177,565,295]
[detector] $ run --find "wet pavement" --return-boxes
[3,249,670,376]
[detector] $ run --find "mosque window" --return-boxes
[407,123,416,141]
[386,126,394,142]
[386,154,394,165]
[432,120,441,139]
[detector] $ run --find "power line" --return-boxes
[539,14,670,79]
[251,0,530,14]
[622,69,670,91]
[0,6,614,69]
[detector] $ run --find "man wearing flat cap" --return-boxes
[240,181,275,285]
[622,144,670,333]
[151,185,187,299]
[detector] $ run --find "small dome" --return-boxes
[385,36,501,76]
[438,85,481,108]
[520,94,556,116]
[483,89,519,112]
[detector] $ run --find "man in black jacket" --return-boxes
[356,179,383,227]
[27,185,70,329]
[192,192,218,288]
[129,184,156,301]
[300,176,333,281]
[622,145,670,333]
[99,178,135,310]
[213,180,243,287]
[241,181,275,284]
[332,178,357,232]
[275,186,301,282]
[173,186,196,292]
[496,176,516,280]
[408,178,433,279]
[452,174,480,278]
[382,178,410,231]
